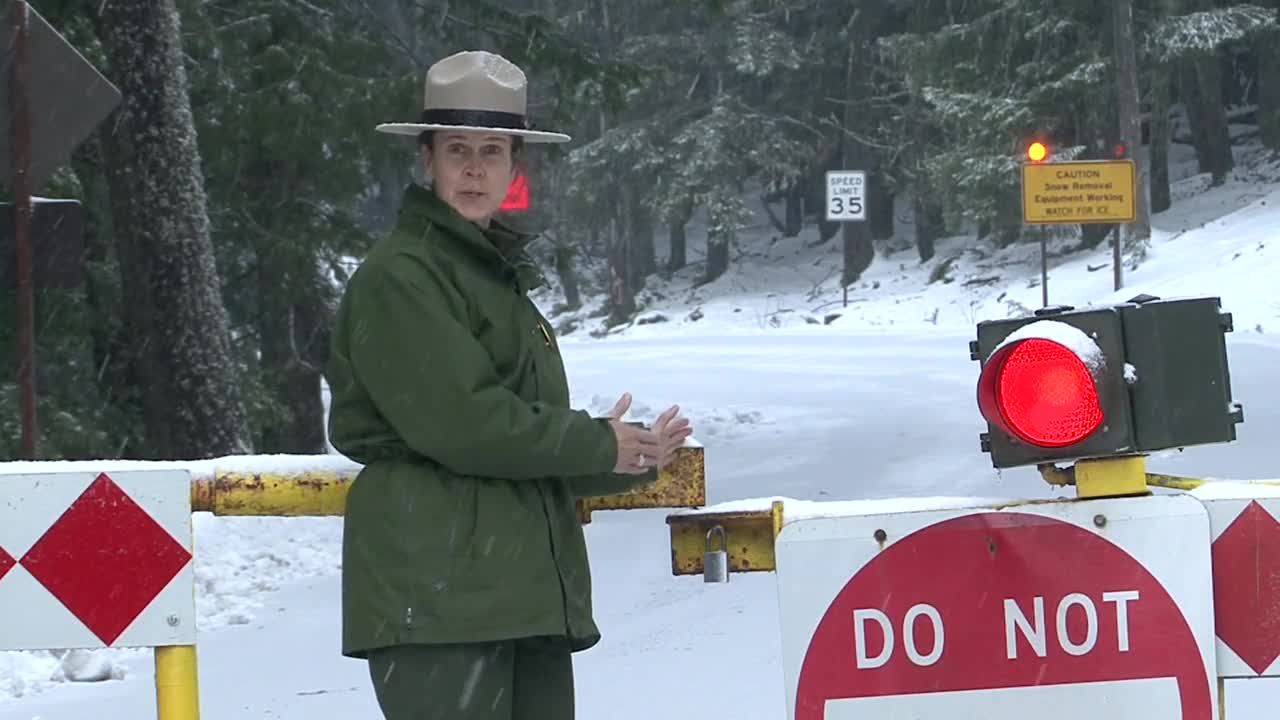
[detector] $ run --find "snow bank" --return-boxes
[191,514,343,628]
[0,648,135,702]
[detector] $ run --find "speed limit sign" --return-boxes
[826,170,867,222]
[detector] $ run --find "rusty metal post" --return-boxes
[1040,235,1048,308]
[1113,224,1123,291]
[9,0,37,458]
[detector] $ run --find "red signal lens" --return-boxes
[978,338,1104,448]
[501,174,530,211]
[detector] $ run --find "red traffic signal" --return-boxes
[971,298,1243,470]
[500,174,530,212]
[977,336,1104,448]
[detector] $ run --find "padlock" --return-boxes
[704,525,729,583]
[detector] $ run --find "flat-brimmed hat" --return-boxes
[375,50,570,144]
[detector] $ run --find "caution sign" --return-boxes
[1022,160,1136,225]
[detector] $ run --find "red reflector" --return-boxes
[501,174,530,211]
[978,338,1103,448]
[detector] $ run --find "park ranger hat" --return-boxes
[375,50,570,143]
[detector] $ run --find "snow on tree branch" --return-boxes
[1145,4,1277,64]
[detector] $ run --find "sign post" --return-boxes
[1020,153,1137,304]
[8,0,34,458]
[825,170,867,307]
[775,496,1218,720]
[0,0,121,457]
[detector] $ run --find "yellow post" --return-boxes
[155,645,200,720]
[1072,455,1150,499]
[1219,677,1226,720]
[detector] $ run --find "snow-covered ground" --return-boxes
[3,135,1280,718]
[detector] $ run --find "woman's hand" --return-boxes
[605,393,693,473]
[650,403,693,470]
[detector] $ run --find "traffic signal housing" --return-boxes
[971,295,1243,469]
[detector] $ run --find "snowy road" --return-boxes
[3,329,1279,719]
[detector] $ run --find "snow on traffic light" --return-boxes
[971,296,1243,469]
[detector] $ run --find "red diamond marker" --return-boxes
[20,472,192,646]
[1212,500,1280,674]
[0,546,14,583]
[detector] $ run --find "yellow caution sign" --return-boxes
[1021,159,1136,224]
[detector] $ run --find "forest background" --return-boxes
[6,0,1277,462]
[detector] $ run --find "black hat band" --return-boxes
[419,108,529,130]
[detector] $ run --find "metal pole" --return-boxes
[1040,236,1048,308]
[1113,224,1123,291]
[1218,677,1227,720]
[155,645,201,719]
[10,0,37,459]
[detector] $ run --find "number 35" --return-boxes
[830,197,863,216]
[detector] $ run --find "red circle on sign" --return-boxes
[795,512,1211,720]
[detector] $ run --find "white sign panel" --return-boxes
[774,495,1218,720]
[1190,484,1280,678]
[825,170,866,222]
[0,469,196,650]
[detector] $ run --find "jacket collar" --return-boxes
[398,183,547,293]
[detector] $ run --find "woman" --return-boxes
[324,50,692,720]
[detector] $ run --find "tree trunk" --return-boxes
[1149,64,1173,214]
[1180,63,1211,171]
[784,181,803,237]
[1113,0,1150,243]
[629,196,655,288]
[1257,32,1280,151]
[1183,55,1234,185]
[839,9,873,286]
[667,198,691,273]
[597,0,632,324]
[869,170,894,240]
[553,244,581,309]
[702,228,730,284]
[1198,53,1234,185]
[254,243,327,454]
[606,215,635,325]
[94,0,252,459]
[912,194,938,262]
[73,137,142,454]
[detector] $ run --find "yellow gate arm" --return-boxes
[190,445,705,522]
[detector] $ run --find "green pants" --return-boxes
[365,636,575,720]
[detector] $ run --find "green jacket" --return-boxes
[324,183,655,659]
